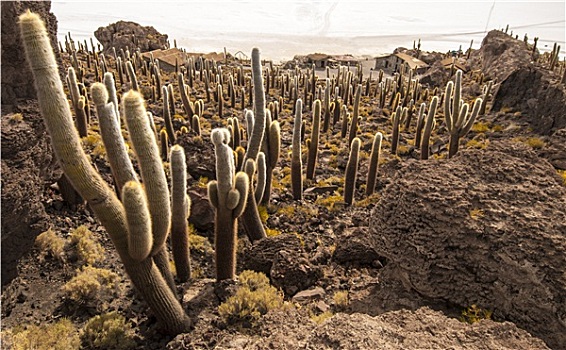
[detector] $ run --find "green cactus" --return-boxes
[391,106,402,155]
[444,70,482,158]
[126,60,139,91]
[306,99,322,180]
[420,96,439,160]
[170,145,191,282]
[366,132,383,196]
[208,128,249,280]
[348,84,362,147]
[20,11,189,334]
[162,86,176,144]
[344,137,361,206]
[291,98,303,200]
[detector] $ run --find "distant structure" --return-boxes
[141,48,229,71]
[375,52,429,74]
[306,53,332,68]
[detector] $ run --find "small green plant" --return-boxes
[35,228,65,262]
[62,266,121,304]
[81,312,136,350]
[525,137,546,149]
[460,304,492,324]
[315,194,345,212]
[333,291,349,310]
[218,270,284,327]
[465,139,490,150]
[2,318,80,350]
[69,225,105,265]
[471,121,490,133]
[470,208,484,220]
[310,311,334,324]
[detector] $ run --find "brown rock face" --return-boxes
[469,29,566,135]
[94,20,168,54]
[1,1,61,285]
[1,1,63,113]
[370,141,566,349]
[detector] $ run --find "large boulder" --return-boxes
[94,21,168,54]
[1,1,60,286]
[469,30,566,135]
[370,141,566,349]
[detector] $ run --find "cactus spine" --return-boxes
[20,11,189,334]
[344,137,361,206]
[366,132,383,196]
[291,99,303,200]
[208,128,249,280]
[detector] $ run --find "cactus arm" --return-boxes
[103,72,120,124]
[126,61,139,91]
[306,99,322,180]
[460,98,482,137]
[444,81,454,132]
[122,181,153,262]
[91,83,138,192]
[348,84,362,147]
[123,91,171,255]
[391,106,402,155]
[244,48,266,163]
[254,152,267,204]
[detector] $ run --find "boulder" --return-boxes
[94,20,168,54]
[370,140,566,349]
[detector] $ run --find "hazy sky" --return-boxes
[52,1,565,61]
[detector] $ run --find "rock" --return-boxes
[240,233,303,275]
[539,128,566,170]
[271,250,321,296]
[94,20,168,54]
[491,66,566,135]
[332,227,383,266]
[188,188,214,232]
[419,60,450,87]
[292,287,326,303]
[469,29,533,83]
[370,140,566,349]
[1,0,63,112]
[1,1,61,286]
[305,308,550,350]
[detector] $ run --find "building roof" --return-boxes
[440,57,468,72]
[394,52,429,69]
[306,53,331,61]
[141,48,186,67]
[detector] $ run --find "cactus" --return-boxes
[291,99,303,200]
[479,80,493,116]
[122,181,153,261]
[391,106,402,155]
[217,83,224,117]
[306,99,322,180]
[254,153,267,204]
[160,129,169,161]
[366,132,383,196]
[162,86,176,144]
[323,79,331,132]
[348,84,362,147]
[208,128,249,280]
[444,70,482,158]
[344,137,361,206]
[170,145,191,282]
[20,11,189,334]
[414,103,427,148]
[260,114,280,205]
[66,67,88,137]
[126,60,139,91]
[420,96,439,160]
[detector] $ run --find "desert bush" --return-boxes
[69,225,105,265]
[333,291,349,310]
[460,304,492,324]
[81,312,136,350]
[62,266,121,304]
[2,318,80,350]
[35,228,65,262]
[218,270,284,327]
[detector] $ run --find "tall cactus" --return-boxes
[291,99,303,200]
[306,99,322,180]
[207,128,249,280]
[444,70,482,158]
[348,84,362,147]
[19,11,189,334]
[420,96,439,160]
[344,137,361,206]
[170,145,191,282]
[365,132,383,196]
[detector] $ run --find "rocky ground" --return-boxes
[1,3,566,350]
